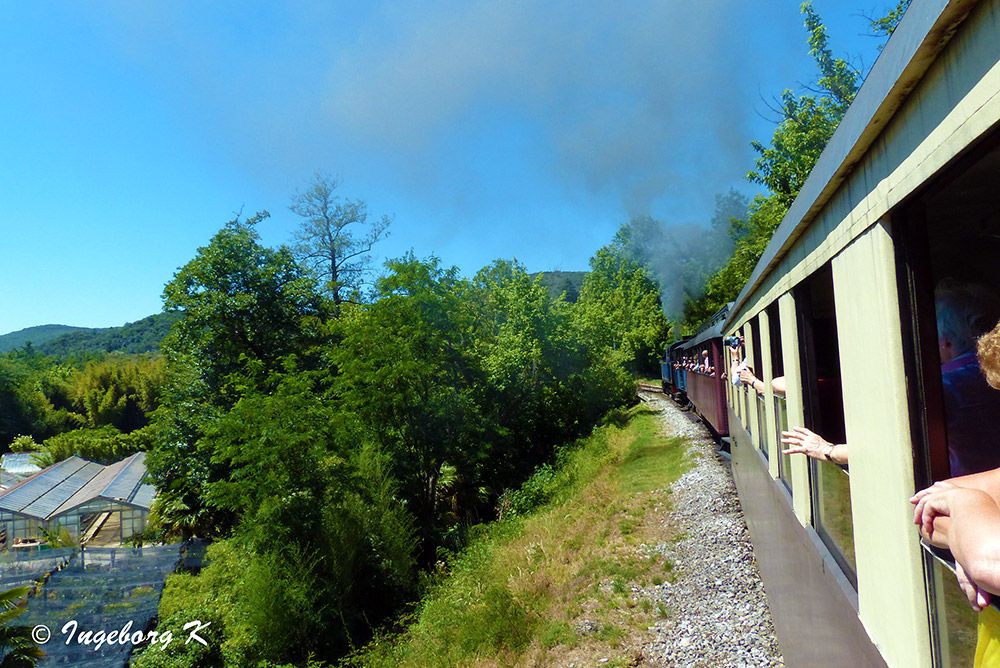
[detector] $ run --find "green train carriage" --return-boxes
[723,0,1000,666]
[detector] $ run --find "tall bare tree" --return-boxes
[289,173,391,307]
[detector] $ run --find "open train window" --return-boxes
[895,130,1000,668]
[749,316,767,459]
[795,263,855,584]
[769,302,791,493]
[897,133,1000,486]
[738,325,751,427]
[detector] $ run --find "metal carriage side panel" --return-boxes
[729,410,888,668]
[832,223,932,668]
[685,371,726,436]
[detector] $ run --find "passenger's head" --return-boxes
[935,280,1000,363]
[977,320,1000,390]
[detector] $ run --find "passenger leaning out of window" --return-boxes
[737,367,781,397]
[744,370,849,464]
[727,335,750,386]
[733,356,846,464]
[701,350,713,375]
[912,318,1000,667]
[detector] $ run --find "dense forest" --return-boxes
[0,197,669,667]
[0,3,912,667]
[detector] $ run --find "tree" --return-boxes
[468,261,566,466]
[0,357,63,447]
[161,212,324,405]
[576,248,670,376]
[0,585,44,666]
[747,2,857,208]
[195,376,417,662]
[70,356,165,432]
[289,173,392,308]
[330,253,486,552]
[868,0,913,48]
[149,213,325,540]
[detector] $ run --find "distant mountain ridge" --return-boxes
[0,324,98,352]
[0,313,181,356]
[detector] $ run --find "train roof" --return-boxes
[684,302,733,349]
[725,0,976,329]
[666,336,692,353]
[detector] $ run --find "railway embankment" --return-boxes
[637,391,782,667]
[352,392,782,667]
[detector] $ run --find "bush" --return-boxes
[497,464,558,518]
[34,424,146,466]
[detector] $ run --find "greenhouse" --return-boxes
[0,452,41,488]
[0,453,155,546]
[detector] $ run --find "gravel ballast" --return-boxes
[637,391,784,668]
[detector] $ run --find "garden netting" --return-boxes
[8,544,183,668]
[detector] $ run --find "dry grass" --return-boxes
[348,404,691,668]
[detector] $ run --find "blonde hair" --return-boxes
[978,321,1000,390]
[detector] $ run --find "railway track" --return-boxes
[637,382,663,394]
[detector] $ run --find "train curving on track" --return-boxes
[665,2,1000,666]
[662,305,732,442]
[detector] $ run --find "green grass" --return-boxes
[345,404,692,668]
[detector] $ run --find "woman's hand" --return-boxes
[781,427,833,460]
[910,482,958,537]
[957,561,992,612]
[911,482,1000,609]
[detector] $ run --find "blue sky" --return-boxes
[0,1,893,335]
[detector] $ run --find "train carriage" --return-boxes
[662,337,691,397]
[669,304,732,439]
[722,1,1000,666]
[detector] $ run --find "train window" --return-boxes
[739,326,751,428]
[795,263,855,583]
[749,316,767,459]
[937,573,979,668]
[769,303,791,493]
[895,133,1000,667]
[897,138,1000,485]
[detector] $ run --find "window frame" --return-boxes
[795,263,857,587]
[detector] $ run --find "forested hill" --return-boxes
[531,270,586,302]
[0,312,181,356]
[0,324,93,352]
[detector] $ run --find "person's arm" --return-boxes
[949,469,1000,502]
[912,468,1000,507]
[781,426,848,465]
[739,368,765,395]
[913,486,1000,609]
[771,375,786,396]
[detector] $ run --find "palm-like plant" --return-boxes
[0,585,44,667]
